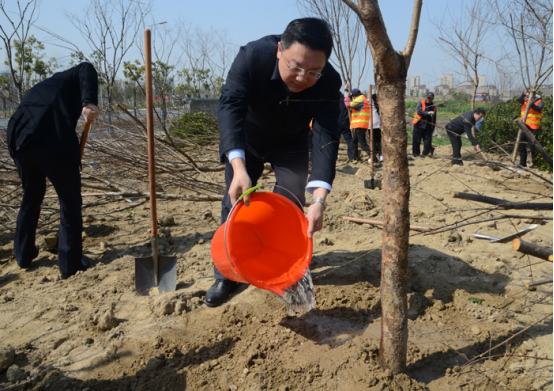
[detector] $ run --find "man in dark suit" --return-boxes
[7,62,99,279]
[207,18,342,307]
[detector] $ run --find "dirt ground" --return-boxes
[0,145,552,391]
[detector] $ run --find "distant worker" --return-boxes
[412,92,436,157]
[516,90,544,168]
[336,90,354,162]
[345,88,372,163]
[445,108,486,166]
[208,18,342,307]
[6,63,99,279]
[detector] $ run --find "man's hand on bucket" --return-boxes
[229,158,252,206]
[307,188,328,238]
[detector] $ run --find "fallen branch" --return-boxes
[342,216,433,232]
[515,119,553,169]
[451,191,553,210]
[525,278,553,289]
[470,312,552,362]
[513,238,553,262]
[424,214,551,236]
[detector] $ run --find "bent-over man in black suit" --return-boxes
[207,18,342,307]
[7,62,99,279]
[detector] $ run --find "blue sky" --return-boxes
[3,0,503,90]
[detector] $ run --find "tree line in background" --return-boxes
[0,0,235,115]
[0,0,552,118]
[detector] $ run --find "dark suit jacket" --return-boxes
[218,35,342,185]
[7,62,99,165]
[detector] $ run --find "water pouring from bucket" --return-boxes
[210,186,315,314]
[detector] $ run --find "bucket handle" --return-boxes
[222,184,305,281]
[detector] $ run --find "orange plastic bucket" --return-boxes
[211,190,313,295]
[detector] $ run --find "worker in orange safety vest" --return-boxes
[516,90,544,168]
[346,88,373,163]
[412,92,437,157]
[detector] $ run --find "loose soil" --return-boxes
[0,145,552,391]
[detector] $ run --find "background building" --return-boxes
[440,74,454,89]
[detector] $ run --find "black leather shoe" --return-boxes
[61,256,90,280]
[205,279,239,307]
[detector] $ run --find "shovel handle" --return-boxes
[80,122,92,159]
[369,84,374,177]
[145,29,157,236]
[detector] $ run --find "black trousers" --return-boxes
[13,140,83,274]
[518,125,539,167]
[413,126,433,156]
[341,126,354,161]
[448,131,463,165]
[213,135,310,281]
[372,128,382,158]
[351,128,371,160]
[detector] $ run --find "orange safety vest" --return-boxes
[521,100,542,130]
[412,99,436,125]
[309,118,313,129]
[350,95,370,129]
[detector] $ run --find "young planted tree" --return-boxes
[489,0,553,161]
[0,0,40,103]
[342,0,422,373]
[47,0,153,109]
[296,0,370,89]
[432,1,498,110]
[10,35,58,89]
[178,24,233,98]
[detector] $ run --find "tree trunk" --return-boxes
[377,78,410,373]
[343,0,421,374]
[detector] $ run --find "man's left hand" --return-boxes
[82,103,100,124]
[307,202,325,238]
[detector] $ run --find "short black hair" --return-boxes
[474,108,486,115]
[281,18,333,59]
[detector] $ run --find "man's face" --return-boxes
[474,113,485,122]
[426,96,434,104]
[277,42,327,93]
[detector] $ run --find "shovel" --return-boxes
[135,29,177,296]
[458,224,538,244]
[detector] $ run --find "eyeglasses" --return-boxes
[282,56,324,80]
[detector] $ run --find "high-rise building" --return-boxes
[440,74,454,89]
[407,75,420,89]
[470,75,486,86]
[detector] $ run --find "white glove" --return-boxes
[427,111,435,116]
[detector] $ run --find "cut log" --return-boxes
[513,239,553,262]
[525,278,553,290]
[451,191,553,210]
[342,216,433,232]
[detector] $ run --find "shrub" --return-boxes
[169,112,218,146]
[477,96,552,171]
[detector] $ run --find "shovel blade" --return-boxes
[135,255,177,296]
